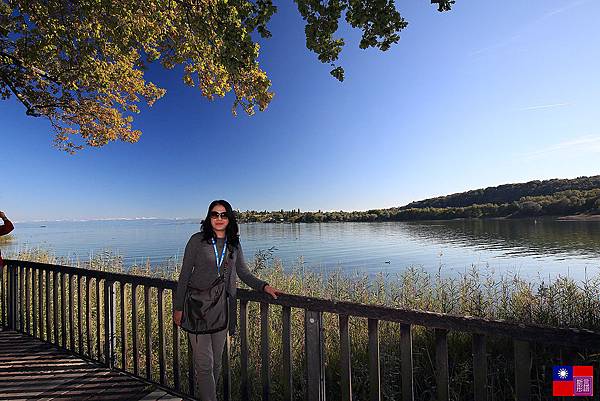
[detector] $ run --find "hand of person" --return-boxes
[263,285,282,299]
[0,211,6,220]
[173,310,183,326]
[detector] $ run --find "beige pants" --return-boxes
[188,329,228,401]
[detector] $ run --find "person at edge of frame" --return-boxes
[173,199,282,401]
[0,211,15,267]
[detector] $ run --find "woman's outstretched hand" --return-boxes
[263,285,282,299]
[173,310,182,326]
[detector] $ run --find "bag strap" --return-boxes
[221,251,229,278]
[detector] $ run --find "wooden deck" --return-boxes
[0,329,182,401]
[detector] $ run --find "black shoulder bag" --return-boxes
[180,238,229,334]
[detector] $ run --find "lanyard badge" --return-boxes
[211,237,227,275]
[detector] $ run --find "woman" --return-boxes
[173,200,281,401]
[0,211,15,267]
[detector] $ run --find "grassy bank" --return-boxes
[5,247,600,400]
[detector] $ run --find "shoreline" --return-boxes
[12,212,600,225]
[556,214,600,221]
[240,215,600,223]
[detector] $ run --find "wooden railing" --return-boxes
[2,259,600,401]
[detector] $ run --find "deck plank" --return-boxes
[0,330,182,401]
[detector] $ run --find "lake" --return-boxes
[3,218,600,280]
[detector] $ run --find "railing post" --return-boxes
[53,271,58,345]
[158,287,167,385]
[171,288,180,392]
[4,264,9,329]
[339,314,352,401]
[19,265,24,332]
[7,264,17,330]
[261,302,271,401]
[11,264,18,331]
[283,306,293,401]
[435,329,449,401]
[514,340,531,401]
[144,285,152,380]
[368,318,381,401]
[131,283,139,376]
[305,310,326,401]
[104,279,116,368]
[473,334,487,401]
[400,323,414,401]
[0,264,5,327]
[95,278,101,360]
[121,283,128,370]
[240,300,250,401]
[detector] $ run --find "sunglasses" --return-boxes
[210,211,229,219]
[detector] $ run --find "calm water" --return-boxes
[3,218,600,280]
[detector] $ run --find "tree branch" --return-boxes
[0,70,41,116]
[0,50,61,84]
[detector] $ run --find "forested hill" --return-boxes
[237,176,600,223]
[403,176,600,209]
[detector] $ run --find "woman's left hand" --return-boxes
[263,285,282,299]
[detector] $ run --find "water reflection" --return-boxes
[402,219,600,259]
[239,219,600,279]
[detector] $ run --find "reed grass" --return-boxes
[5,247,600,400]
[0,234,14,244]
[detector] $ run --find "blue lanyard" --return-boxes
[211,237,227,274]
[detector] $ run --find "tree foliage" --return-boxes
[0,0,454,152]
[403,176,600,209]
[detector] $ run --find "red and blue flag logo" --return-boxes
[553,366,593,396]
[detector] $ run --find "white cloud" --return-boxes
[517,102,570,111]
[468,35,521,58]
[469,0,592,58]
[520,135,600,160]
[538,0,592,21]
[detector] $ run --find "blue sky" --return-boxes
[2,0,599,221]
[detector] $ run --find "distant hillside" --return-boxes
[403,176,600,209]
[238,176,600,223]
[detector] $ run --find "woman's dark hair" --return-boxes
[200,199,240,256]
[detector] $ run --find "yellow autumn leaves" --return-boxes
[2,0,274,152]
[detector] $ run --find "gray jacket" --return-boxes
[174,232,268,335]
